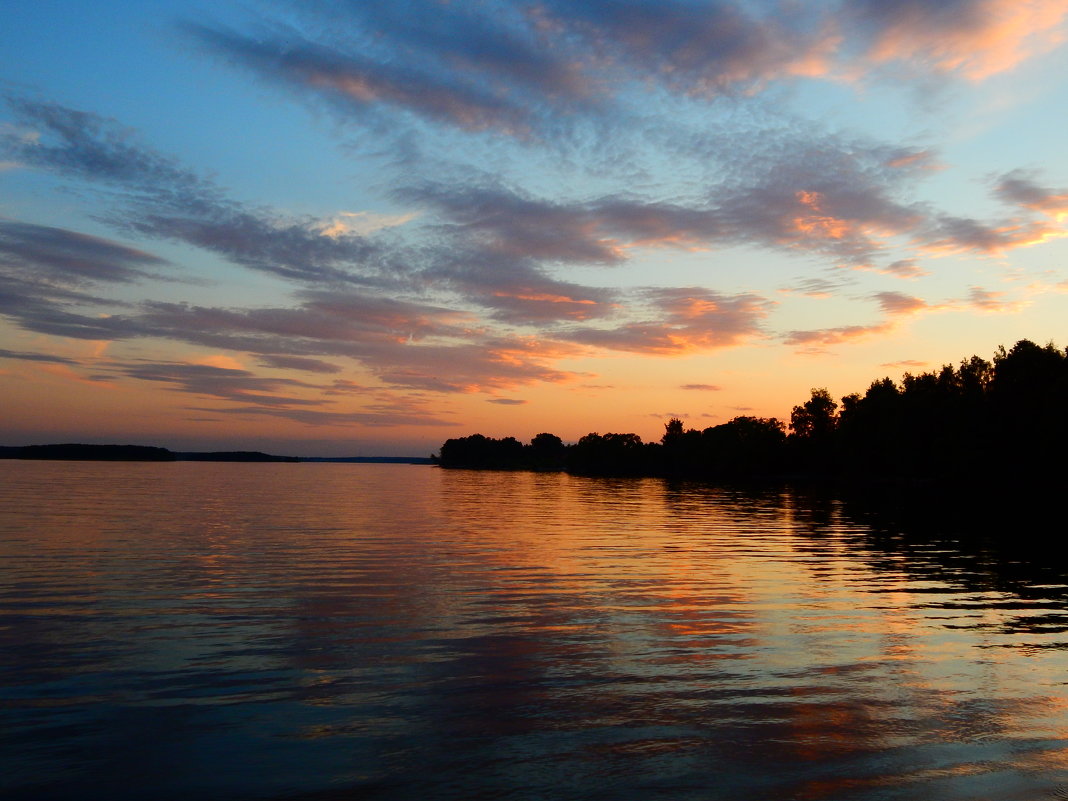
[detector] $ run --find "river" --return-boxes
[2,461,1067,800]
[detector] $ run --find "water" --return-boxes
[2,461,1068,800]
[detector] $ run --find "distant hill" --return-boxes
[0,443,432,463]
[12,444,177,461]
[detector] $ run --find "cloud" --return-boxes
[114,361,327,406]
[100,358,452,426]
[131,295,578,392]
[681,383,723,391]
[424,247,619,324]
[1,97,208,193]
[883,259,927,278]
[849,0,1068,81]
[130,294,467,355]
[406,139,928,271]
[964,285,1026,312]
[371,336,583,393]
[872,290,927,316]
[184,0,1068,155]
[313,211,418,237]
[120,209,384,284]
[341,0,593,101]
[784,323,893,347]
[184,403,454,428]
[995,169,1068,218]
[0,219,168,285]
[400,182,628,264]
[565,287,771,354]
[404,137,937,302]
[784,290,929,346]
[922,213,1064,255]
[911,168,1068,255]
[0,347,80,365]
[880,359,928,368]
[783,281,1029,349]
[257,354,342,374]
[487,398,527,405]
[779,277,854,297]
[2,99,388,285]
[532,0,837,97]
[0,267,139,340]
[188,23,540,137]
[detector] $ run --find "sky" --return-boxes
[3,0,1068,456]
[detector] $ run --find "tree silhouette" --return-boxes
[438,339,1068,487]
[790,388,838,439]
[529,432,566,470]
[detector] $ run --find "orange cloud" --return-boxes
[864,0,1068,80]
[964,285,1027,313]
[784,291,932,348]
[489,290,607,321]
[997,169,1068,221]
[792,191,853,240]
[193,354,246,371]
[566,288,772,354]
[785,283,1030,350]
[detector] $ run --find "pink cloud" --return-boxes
[858,0,1068,80]
[996,169,1068,218]
[565,288,772,354]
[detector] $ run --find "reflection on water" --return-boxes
[3,462,1068,800]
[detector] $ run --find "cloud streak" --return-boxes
[566,288,772,354]
[0,219,168,285]
[187,0,1068,148]
[2,99,387,285]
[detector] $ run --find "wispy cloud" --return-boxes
[565,288,772,354]
[783,283,1029,350]
[185,0,1068,150]
[784,290,930,347]
[849,0,1068,81]
[0,219,168,285]
[996,169,1068,218]
[2,99,387,285]
[0,347,80,365]
[257,354,342,374]
[188,23,540,137]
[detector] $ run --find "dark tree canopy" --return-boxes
[437,340,1067,487]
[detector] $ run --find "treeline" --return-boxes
[437,339,1068,484]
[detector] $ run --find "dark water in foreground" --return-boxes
[3,462,1068,800]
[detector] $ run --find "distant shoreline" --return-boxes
[0,444,433,464]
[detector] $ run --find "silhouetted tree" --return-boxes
[529,432,566,470]
[662,418,684,444]
[568,432,655,475]
[987,340,1068,481]
[790,388,838,439]
[437,339,1067,486]
[701,416,786,475]
[440,434,525,469]
[788,388,838,472]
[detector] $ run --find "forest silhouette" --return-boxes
[438,339,1068,487]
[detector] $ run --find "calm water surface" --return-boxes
[3,462,1068,800]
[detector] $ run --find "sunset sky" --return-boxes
[3,0,1068,456]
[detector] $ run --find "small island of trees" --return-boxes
[437,339,1068,487]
